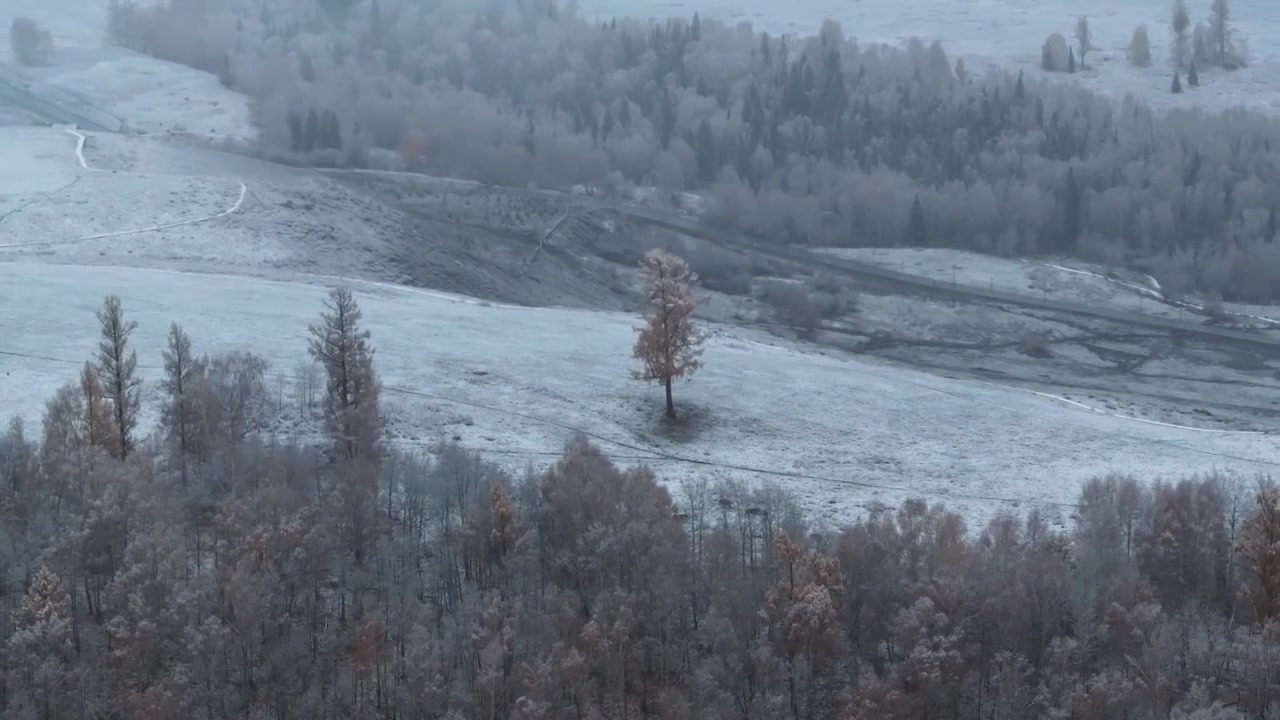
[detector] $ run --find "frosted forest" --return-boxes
[109,0,1280,303]
[0,287,1276,718]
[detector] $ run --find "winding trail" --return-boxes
[0,129,247,250]
[1044,261,1280,328]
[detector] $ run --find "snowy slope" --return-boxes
[2,0,253,139]
[818,247,1280,326]
[2,260,1276,527]
[579,0,1280,114]
[0,126,432,285]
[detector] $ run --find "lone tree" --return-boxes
[1041,32,1069,72]
[1171,0,1191,69]
[633,249,707,419]
[1129,24,1153,66]
[308,287,382,462]
[9,17,53,66]
[95,295,140,460]
[1075,16,1093,68]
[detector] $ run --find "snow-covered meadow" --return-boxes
[1,0,1278,527]
[3,260,1278,528]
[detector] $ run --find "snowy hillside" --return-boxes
[0,126,479,289]
[579,0,1280,114]
[2,0,253,139]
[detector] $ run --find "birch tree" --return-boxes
[1075,16,1093,68]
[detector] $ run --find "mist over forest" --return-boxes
[105,0,1280,304]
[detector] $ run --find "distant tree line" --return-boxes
[5,289,1280,717]
[105,0,1280,302]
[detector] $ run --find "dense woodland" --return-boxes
[1,289,1279,718]
[103,0,1280,303]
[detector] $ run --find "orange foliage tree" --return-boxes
[632,249,707,419]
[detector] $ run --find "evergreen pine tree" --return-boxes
[304,108,319,152]
[601,107,614,141]
[287,110,303,153]
[161,323,205,485]
[694,120,717,184]
[1063,168,1083,251]
[906,196,928,247]
[95,295,140,460]
[658,89,676,149]
[1172,70,1183,93]
[219,53,234,88]
[308,287,382,462]
[1188,60,1200,86]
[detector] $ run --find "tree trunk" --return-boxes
[664,377,675,419]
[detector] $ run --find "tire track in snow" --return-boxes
[721,331,1268,436]
[0,129,247,250]
[1042,260,1280,327]
[0,176,81,227]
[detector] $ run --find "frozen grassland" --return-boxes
[0,127,450,285]
[580,0,1280,113]
[817,246,1280,326]
[4,260,1280,529]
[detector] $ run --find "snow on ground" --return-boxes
[2,0,253,140]
[35,53,253,141]
[0,126,419,283]
[2,260,1277,528]
[0,126,79,195]
[817,246,1280,326]
[579,0,1280,114]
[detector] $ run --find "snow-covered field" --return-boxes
[818,246,1280,327]
[0,127,423,283]
[3,260,1278,528]
[0,128,1272,527]
[1,0,253,140]
[580,0,1280,114]
[1,0,1277,527]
